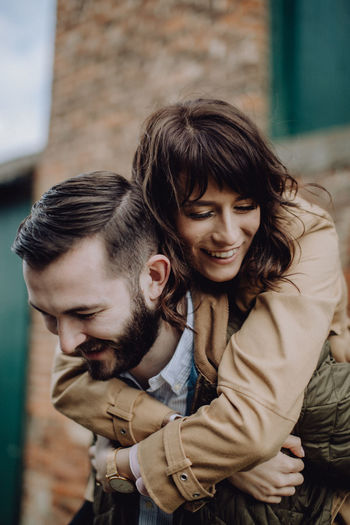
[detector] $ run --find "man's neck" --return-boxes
[129,320,183,389]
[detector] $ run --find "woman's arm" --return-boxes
[52,348,176,445]
[137,203,348,511]
[90,434,305,502]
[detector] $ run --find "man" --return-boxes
[13,171,347,524]
[14,171,198,523]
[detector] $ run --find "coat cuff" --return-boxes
[138,418,215,514]
[163,418,215,501]
[106,387,176,446]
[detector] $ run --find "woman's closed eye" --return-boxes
[188,210,213,219]
[187,203,257,219]
[234,204,258,213]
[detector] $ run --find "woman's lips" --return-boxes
[203,247,240,259]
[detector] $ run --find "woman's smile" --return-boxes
[203,246,240,260]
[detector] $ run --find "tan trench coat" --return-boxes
[52,197,350,513]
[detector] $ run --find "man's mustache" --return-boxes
[78,338,116,355]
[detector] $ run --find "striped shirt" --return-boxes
[121,292,195,525]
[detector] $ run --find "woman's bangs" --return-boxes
[210,147,261,202]
[175,143,211,204]
[172,119,267,205]
[177,166,209,205]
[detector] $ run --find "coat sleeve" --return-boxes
[137,203,348,513]
[51,348,176,445]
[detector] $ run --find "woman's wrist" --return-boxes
[129,444,149,496]
[116,447,134,480]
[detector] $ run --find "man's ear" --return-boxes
[140,254,171,303]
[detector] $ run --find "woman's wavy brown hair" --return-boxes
[132,98,303,319]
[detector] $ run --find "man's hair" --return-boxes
[133,98,303,291]
[13,171,157,276]
[13,171,186,330]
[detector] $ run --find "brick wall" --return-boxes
[20,1,349,524]
[35,0,269,197]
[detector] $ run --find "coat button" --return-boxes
[180,473,188,481]
[120,428,126,435]
[192,492,200,498]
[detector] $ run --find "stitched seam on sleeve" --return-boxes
[218,384,299,423]
[106,405,133,421]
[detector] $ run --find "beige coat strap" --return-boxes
[163,417,215,501]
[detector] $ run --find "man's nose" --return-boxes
[212,212,239,245]
[57,319,87,355]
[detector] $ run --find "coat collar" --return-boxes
[191,288,229,384]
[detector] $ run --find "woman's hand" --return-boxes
[89,436,115,492]
[229,435,304,503]
[89,436,134,493]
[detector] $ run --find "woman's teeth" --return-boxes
[205,248,238,259]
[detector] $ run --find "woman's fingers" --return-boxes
[286,472,304,488]
[262,495,283,504]
[281,454,304,473]
[270,472,304,496]
[228,448,305,503]
[88,445,97,471]
[258,472,304,501]
[282,434,305,458]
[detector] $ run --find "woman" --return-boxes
[52,99,350,522]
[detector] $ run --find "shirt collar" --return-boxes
[148,292,194,395]
[121,292,194,395]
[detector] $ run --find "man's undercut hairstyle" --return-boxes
[13,171,187,330]
[12,171,159,285]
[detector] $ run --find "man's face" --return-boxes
[23,236,161,379]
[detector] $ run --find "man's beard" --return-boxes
[77,292,161,380]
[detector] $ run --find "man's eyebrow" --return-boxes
[29,302,102,315]
[64,305,102,314]
[29,302,48,315]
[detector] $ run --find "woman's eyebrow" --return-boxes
[184,196,250,207]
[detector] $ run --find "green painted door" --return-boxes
[270,0,350,137]
[0,190,30,525]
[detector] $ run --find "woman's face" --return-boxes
[176,179,261,282]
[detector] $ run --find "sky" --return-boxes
[0,0,56,164]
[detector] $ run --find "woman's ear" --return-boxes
[140,254,171,303]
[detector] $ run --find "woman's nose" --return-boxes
[212,212,239,245]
